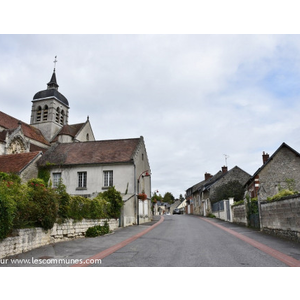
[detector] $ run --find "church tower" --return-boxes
[30,58,69,142]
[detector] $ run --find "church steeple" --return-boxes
[47,56,59,90]
[30,57,69,141]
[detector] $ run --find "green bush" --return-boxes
[267,189,298,201]
[96,186,123,219]
[27,178,58,230]
[0,181,17,240]
[0,172,122,240]
[89,198,110,219]
[55,181,71,220]
[85,222,109,237]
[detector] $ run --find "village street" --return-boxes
[1,214,300,267]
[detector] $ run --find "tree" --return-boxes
[163,192,175,204]
[211,180,245,203]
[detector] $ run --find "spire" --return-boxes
[47,56,59,90]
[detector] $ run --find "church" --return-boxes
[0,62,152,227]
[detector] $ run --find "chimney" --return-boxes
[262,151,269,164]
[205,172,212,181]
[222,166,228,173]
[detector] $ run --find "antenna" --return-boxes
[224,154,229,167]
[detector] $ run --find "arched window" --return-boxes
[60,110,64,125]
[56,107,60,123]
[86,133,89,141]
[43,105,48,121]
[36,106,42,122]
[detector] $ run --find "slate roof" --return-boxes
[0,151,42,173]
[33,89,69,107]
[38,137,142,166]
[33,69,69,107]
[0,111,50,147]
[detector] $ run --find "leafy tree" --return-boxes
[151,191,163,203]
[163,192,175,204]
[211,180,245,203]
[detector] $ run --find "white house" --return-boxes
[38,137,152,227]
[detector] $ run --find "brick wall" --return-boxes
[260,195,300,242]
[0,218,119,259]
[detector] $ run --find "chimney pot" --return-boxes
[262,152,269,164]
[222,166,228,173]
[204,172,212,181]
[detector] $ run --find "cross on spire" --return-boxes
[53,56,58,70]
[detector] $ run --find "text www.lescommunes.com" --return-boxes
[0,257,102,265]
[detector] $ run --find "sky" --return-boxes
[2,34,300,198]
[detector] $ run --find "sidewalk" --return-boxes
[194,215,300,266]
[0,216,162,267]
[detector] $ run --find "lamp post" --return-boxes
[137,170,151,225]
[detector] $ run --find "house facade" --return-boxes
[245,142,300,200]
[186,166,251,216]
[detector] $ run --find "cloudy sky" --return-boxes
[2,34,300,198]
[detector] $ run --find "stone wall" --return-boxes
[0,218,119,259]
[260,195,300,242]
[232,204,247,226]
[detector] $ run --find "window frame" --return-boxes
[52,172,62,188]
[103,170,113,188]
[77,171,87,189]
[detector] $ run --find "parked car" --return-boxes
[173,208,180,215]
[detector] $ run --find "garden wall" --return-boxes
[232,204,247,226]
[0,218,119,259]
[260,195,300,242]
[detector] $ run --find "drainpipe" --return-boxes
[134,163,139,225]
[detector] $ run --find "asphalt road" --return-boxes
[95,214,299,267]
[2,214,300,267]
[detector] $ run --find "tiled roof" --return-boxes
[39,138,142,166]
[0,151,41,173]
[0,111,50,146]
[51,123,85,142]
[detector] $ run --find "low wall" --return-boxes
[260,196,300,242]
[232,204,247,226]
[0,218,119,259]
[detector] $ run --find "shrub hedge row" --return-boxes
[0,173,123,240]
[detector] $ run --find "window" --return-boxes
[103,171,113,187]
[36,106,42,122]
[60,110,64,125]
[43,105,48,121]
[53,173,61,188]
[56,107,60,123]
[78,172,87,188]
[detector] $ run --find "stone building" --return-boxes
[186,166,251,216]
[245,142,300,200]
